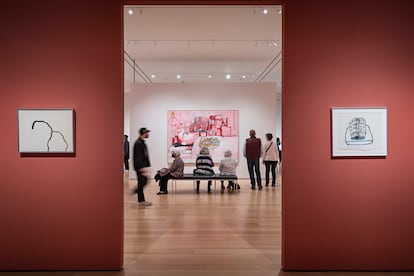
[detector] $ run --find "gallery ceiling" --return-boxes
[124,5,282,89]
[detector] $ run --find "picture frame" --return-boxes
[167,110,239,163]
[17,109,75,153]
[331,107,387,157]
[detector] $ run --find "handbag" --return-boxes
[158,168,169,176]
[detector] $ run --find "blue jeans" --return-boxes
[247,159,261,188]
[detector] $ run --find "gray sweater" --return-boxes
[169,157,184,178]
[219,157,237,175]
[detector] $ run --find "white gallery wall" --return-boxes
[126,82,277,179]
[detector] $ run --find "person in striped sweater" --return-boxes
[193,147,215,193]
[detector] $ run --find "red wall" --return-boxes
[282,0,414,270]
[0,0,124,270]
[2,0,414,271]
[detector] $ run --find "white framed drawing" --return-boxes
[331,107,387,157]
[18,109,75,153]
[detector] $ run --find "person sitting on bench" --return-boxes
[155,150,184,195]
[219,150,238,192]
[193,147,215,193]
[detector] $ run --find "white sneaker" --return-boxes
[138,201,152,206]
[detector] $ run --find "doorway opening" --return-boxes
[123,5,283,274]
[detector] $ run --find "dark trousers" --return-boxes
[196,180,212,192]
[247,159,262,188]
[264,161,277,185]
[221,180,235,189]
[124,156,129,170]
[159,174,173,192]
[136,172,148,202]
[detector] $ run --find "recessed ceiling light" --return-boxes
[242,75,246,79]
[177,74,181,79]
[263,9,268,14]
[226,74,231,80]
[151,74,155,78]
[128,9,133,15]
[278,9,282,15]
[208,75,212,79]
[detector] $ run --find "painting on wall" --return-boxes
[18,109,75,153]
[331,107,387,157]
[167,110,238,163]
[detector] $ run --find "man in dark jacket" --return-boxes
[133,127,151,206]
[243,129,263,190]
[124,135,129,172]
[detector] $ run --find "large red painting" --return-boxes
[168,110,239,163]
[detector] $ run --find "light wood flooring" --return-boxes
[1,170,413,275]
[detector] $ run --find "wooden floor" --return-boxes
[1,170,413,275]
[123,174,282,276]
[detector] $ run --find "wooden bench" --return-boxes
[171,174,238,191]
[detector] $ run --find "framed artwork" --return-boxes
[331,107,387,157]
[18,109,75,153]
[167,110,238,163]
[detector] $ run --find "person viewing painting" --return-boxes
[193,147,215,193]
[243,129,263,190]
[263,133,280,187]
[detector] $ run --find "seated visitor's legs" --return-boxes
[157,174,172,194]
[228,180,234,190]
[196,180,200,193]
[221,180,225,191]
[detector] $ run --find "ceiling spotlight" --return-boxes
[278,9,282,15]
[208,75,212,79]
[128,9,133,15]
[177,74,181,79]
[226,74,231,80]
[151,74,155,78]
[242,75,246,79]
[263,9,268,14]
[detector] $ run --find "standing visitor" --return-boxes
[263,133,279,187]
[133,127,152,206]
[276,137,282,163]
[124,134,129,172]
[243,129,262,190]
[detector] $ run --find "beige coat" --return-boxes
[263,141,279,162]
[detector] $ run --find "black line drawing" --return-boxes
[345,117,373,145]
[31,120,69,152]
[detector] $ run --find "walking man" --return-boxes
[133,127,152,206]
[243,129,263,190]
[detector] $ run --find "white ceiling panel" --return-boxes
[124,6,282,84]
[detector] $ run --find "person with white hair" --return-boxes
[156,150,184,195]
[219,150,238,191]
